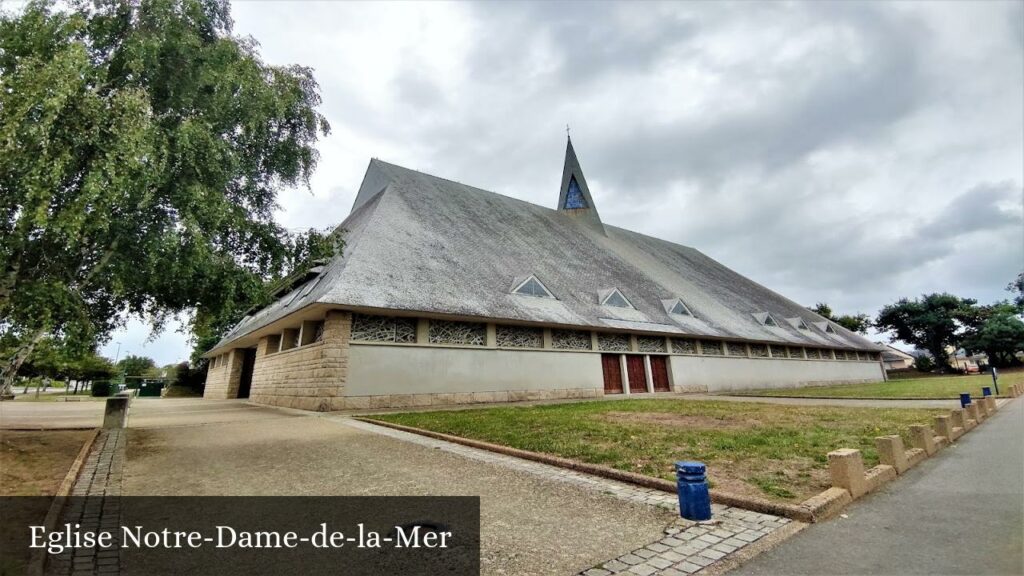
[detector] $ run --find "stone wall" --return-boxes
[248,310,351,411]
[203,349,243,399]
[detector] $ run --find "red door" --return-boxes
[650,356,670,392]
[601,354,623,394]
[626,355,647,393]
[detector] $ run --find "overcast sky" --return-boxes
[101,0,1023,364]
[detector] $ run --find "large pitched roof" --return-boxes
[213,148,879,352]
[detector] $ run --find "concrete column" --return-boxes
[628,335,639,352]
[620,355,629,396]
[828,448,868,499]
[909,424,937,456]
[542,329,553,349]
[643,355,654,393]
[485,323,497,348]
[875,435,909,475]
[416,319,429,344]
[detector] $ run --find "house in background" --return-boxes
[202,139,884,411]
[877,343,916,371]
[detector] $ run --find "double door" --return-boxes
[602,354,671,394]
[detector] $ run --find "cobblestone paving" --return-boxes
[47,430,125,576]
[343,418,793,575]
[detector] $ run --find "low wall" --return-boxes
[346,344,603,404]
[669,356,884,393]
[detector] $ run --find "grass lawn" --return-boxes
[730,370,1022,399]
[0,429,94,575]
[371,399,946,504]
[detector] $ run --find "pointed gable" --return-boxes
[557,137,604,232]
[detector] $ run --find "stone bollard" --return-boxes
[967,402,983,424]
[950,409,969,435]
[103,394,131,429]
[986,396,998,413]
[909,424,937,456]
[876,435,909,475]
[828,448,868,499]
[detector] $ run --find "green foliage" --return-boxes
[962,312,1024,367]
[1009,272,1024,311]
[0,0,331,393]
[875,294,977,371]
[91,381,113,397]
[116,354,156,377]
[171,361,207,393]
[808,302,871,334]
[914,355,935,372]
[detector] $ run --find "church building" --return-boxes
[203,140,884,411]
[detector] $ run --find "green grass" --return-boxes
[372,399,946,503]
[731,370,1022,399]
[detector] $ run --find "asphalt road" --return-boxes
[732,397,1024,576]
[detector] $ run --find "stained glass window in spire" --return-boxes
[563,175,588,209]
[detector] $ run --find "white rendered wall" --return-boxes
[669,355,884,393]
[346,344,603,396]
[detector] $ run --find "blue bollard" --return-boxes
[982,387,992,397]
[675,461,712,521]
[959,393,972,408]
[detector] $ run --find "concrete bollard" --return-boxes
[950,409,969,435]
[986,396,997,413]
[909,424,937,456]
[934,415,955,441]
[967,402,983,424]
[876,435,910,475]
[103,395,131,429]
[828,448,868,499]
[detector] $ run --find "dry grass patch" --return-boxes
[373,399,946,504]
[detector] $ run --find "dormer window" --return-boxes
[601,288,634,309]
[512,275,555,299]
[813,321,837,334]
[753,312,779,327]
[662,298,693,316]
[787,317,810,330]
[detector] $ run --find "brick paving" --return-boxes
[343,418,793,575]
[47,430,125,576]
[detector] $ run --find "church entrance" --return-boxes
[601,354,623,394]
[626,355,647,393]
[650,356,671,392]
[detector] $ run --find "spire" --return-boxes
[557,136,604,232]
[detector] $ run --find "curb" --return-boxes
[725,395,1008,401]
[355,417,823,522]
[26,428,101,576]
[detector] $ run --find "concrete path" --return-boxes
[0,398,298,429]
[731,398,1024,575]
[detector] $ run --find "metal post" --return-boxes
[675,461,712,521]
[991,367,999,395]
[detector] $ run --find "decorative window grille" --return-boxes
[638,336,667,353]
[726,342,747,356]
[313,321,325,343]
[601,289,633,309]
[496,325,543,349]
[700,340,723,355]
[512,276,555,299]
[428,320,486,346]
[597,333,630,352]
[291,330,302,349]
[788,346,804,359]
[750,344,769,358]
[551,329,592,350]
[770,345,787,358]
[563,175,588,209]
[833,350,846,360]
[351,313,417,343]
[805,348,821,360]
[818,349,833,360]
[671,338,697,354]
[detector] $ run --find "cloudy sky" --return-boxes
[102,0,1023,364]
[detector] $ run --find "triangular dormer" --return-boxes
[558,137,604,233]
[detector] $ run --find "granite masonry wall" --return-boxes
[202,349,244,399]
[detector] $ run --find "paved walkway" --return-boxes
[0,398,300,429]
[732,397,1024,575]
[341,419,795,576]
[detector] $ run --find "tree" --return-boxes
[0,0,331,397]
[808,302,872,334]
[961,312,1024,367]
[1008,272,1024,312]
[116,354,156,378]
[875,293,977,371]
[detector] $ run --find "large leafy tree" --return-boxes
[808,302,872,334]
[962,312,1024,367]
[116,354,157,378]
[0,0,331,396]
[874,293,977,371]
[1008,272,1024,311]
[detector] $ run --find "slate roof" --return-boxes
[211,144,880,353]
